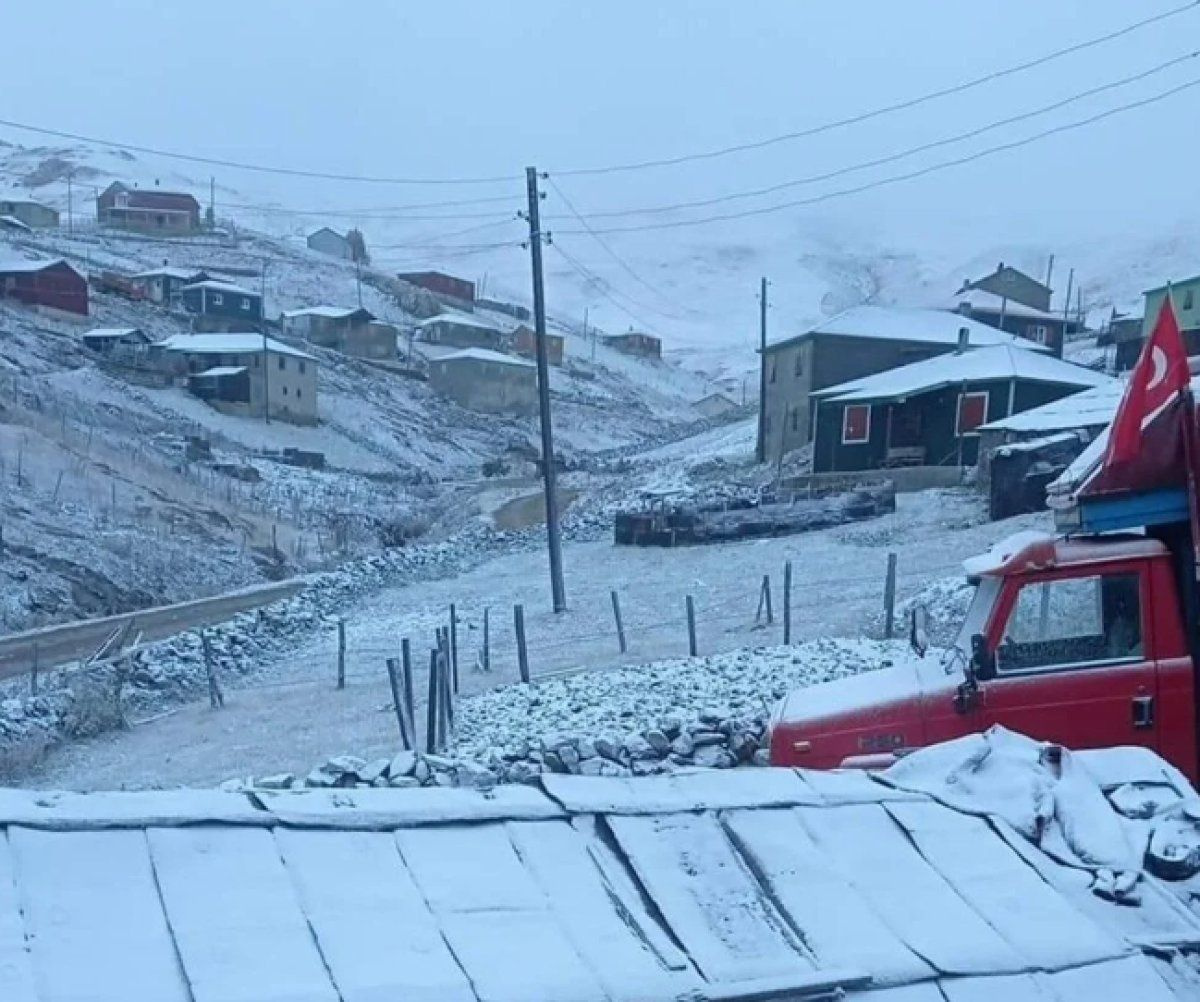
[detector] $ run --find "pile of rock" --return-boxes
[244,711,770,792]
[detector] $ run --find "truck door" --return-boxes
[980,567,1156,752]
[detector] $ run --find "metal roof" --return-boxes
[436,347,535,368]
[0,257,83,278]
[156,333,314,361]
[282,305,373,320]
[180,279,259,297]
[0,766,1195,1001]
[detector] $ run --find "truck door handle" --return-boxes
[1132,695,1155,730]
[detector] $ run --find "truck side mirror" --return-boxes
[970,633,996,682]
[909,604,929,658]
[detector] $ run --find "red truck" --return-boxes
[770,298,1200,782]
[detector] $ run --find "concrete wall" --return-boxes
[781,466,967,494]
[164,349,318,424]
[307,230,352,260]
[1144,281,1200,340]
[429,358,536,415]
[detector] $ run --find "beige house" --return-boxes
[282,306,397,360]
[428,348,536,415]
[155,333,318,425]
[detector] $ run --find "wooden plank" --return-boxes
[886,801,1124,972]
[148,826,339,1002]
[508,819,700,1001]
[606,812,811,984]
[541,768,821,815]
[276,829,474,1002]
[797,768,926,805]
[9,827,191,1001]
[254,785,562,828]
[0,833,36,1002]
[397,823,606,1002]
[723,808,933,987]
[938,973,1051,1001]
[0,789,265,829]
[1041,955,1181,1002]
[796,804,1026,977]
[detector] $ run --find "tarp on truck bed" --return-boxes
[4,751,1200,999]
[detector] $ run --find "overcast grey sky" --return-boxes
[1,2,1195,358]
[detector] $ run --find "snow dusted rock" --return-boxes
[358,758,391,784]
[305,768,337,788]
[693,745,737,769]
[557,744,582,773]
[670,733,695,758]
[256,773,295,790]
[624,733,657,761]
[575,738,598,761]
[455,761,497,789]
[645,729,671,755]
[595,736,622,761]
[388,775,421,789]
[388,750,417,778]
[412,758,432,784]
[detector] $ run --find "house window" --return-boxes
[278,357,286,371]
[794,351,804,377]
[842,404,871,444]
[769,358,777,383]
[957,391,989,436]
[298,360,306,374]
[791,409,800,432]
[297,388,302,399]
[212,293,224,306]
[1185,289,1195,311]
[1030,324,1050,344]
[282,386,289,396]
[252,355,260,368]
[241,298,251,310]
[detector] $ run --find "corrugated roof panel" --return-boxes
[542,768,821,815]
[796,804,1027,976]
[147,826,340,1002]
[606,812,812,983]
[1040,955,1180,1002]
[9,828,191,1001]
[724,807,933,987]
[885,801,1123,972]
[276,829,475,1002]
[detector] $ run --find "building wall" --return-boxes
[181,286,263,323]
[970,268,1052,312]
[428,359,536,415]
[343,323,397,359]
[421,320,503,349]
[959,307,1068,357]
[164,348,317,424]
[760,334,951,461]
[1144,281,1200,342]
[0,201,58,228]
[307,230,352,260]
[512,327,564,366]
[398,272,475,303]
[605,334,661,358]
[0,264,88,315]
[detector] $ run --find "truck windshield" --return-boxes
[946,576,1002,674]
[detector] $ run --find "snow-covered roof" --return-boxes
[180,279,258,297]
[0,257,83,278]
[0,215,32,232]
[817,345,1113,404]
[946,288,1062,321]
[768,306,1045,352]
[156,333,314,360]
[131,266,206,281]
[435,347,534,368]
[0,195,54,210]
[282,305,371,320]
[979,380,1125,434]
[190,365,248,378]
[0,748,1195,1001]
[418,312,501,332]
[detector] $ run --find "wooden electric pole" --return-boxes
[756,277,768,463]
[524,167,566,613]
[66,171,73,237]
[260,258,270,424]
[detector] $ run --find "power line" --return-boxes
[373,217,522,249]
[552,0,1200,176]
[223,193,521,214]
[545,176,700,320]
[549,241,661,330]
[0,118,518,186]
[547,50,1200,221]
[555,75,1200,235]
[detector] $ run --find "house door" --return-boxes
[887,405,922,447]
[979,568,1157,752]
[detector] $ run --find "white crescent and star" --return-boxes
[1147,345,1168,391]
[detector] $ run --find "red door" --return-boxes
[979,566,1158,752]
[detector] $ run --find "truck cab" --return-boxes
[769,527,1200,783]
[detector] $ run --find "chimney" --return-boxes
[957,326,970,353]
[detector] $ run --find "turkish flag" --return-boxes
[1104,295,1189,466]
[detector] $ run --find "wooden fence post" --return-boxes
[426,649,440,753]
[336,618,346,690]
[756,574,774,626]
[514,604,530,683]
[883,552,898,639]
[438,637,454,741]
[385,657,411,750]
[686,595,697,657]
[783,561,793,645]
[449,603,459,694]
[201,632,225,709]
[401,638,415,737]
[482,607,490,672]
[610,590,627,654]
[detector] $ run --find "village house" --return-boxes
[281,306,397,359]
[397,270,475,305]
[603,330,662,359]
[417,312,505,350]
[132,266,210,306]
[154,332,317,424]
[759,306,1039,461]
[0,196,59,229]
[96,182,201,234]
[80,327,151,354]
[947,288,1073,357]
[428,348,537,415]
[1103,308,1146,371]
[1144,275,1200,356]
[180,279,263,332]
[693,392,739,419]
[958,261,1053,311]
[306,227,352,260]
[0,258,88,316]
[811,341,1110,474]
[510,324,565,366]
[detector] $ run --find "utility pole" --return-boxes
[355,255,364,308]
[209,176,216,229]
[66,171,73,237]
[756,277,768,463]
[1044,253,1055,292]
[1061,267,1075,335]
[260,258,270,424]
[524,166,566,613]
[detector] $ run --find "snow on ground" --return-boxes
[23,488,1049,789]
